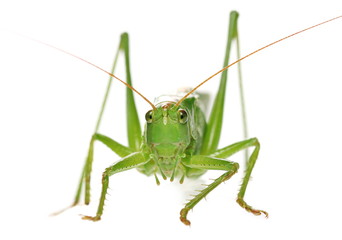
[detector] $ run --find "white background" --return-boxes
[0,0,341,239]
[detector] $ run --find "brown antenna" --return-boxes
[175,15,341,106]
[16,33,156,110]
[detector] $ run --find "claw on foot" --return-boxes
[81,215,101,221]
[236,198,268,218]
[180,208,191,226]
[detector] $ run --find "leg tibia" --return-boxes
[211,138,268,217]
[82,152,149,221]
[74,134,132,207]
[180,169,237,225]
[180,156,239,225]
[82,173,109,222]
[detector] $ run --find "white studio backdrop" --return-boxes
[0,0,341,239]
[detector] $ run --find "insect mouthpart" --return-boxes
[150,142,186,158]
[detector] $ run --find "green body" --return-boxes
[138,93,206,180]
[70,11,268,225]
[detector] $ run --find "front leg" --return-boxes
[82,152,149,221]
[180,156,239,225]
[180,137,268,226]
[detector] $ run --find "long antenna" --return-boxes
[14,33,156,110]
[175,15,341,106]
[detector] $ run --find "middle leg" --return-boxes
[211,138,268,217]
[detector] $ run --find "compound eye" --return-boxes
[178,109,188,124]
[145,110,153,123]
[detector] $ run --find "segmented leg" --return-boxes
[52,133,133,216]
[180,138,268,225]
[200,11,239,154]
[82,152,149,221]
[213,138,268,217]
[180,156,239,225]
[70,32,140,208]
[75,134,133,206]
